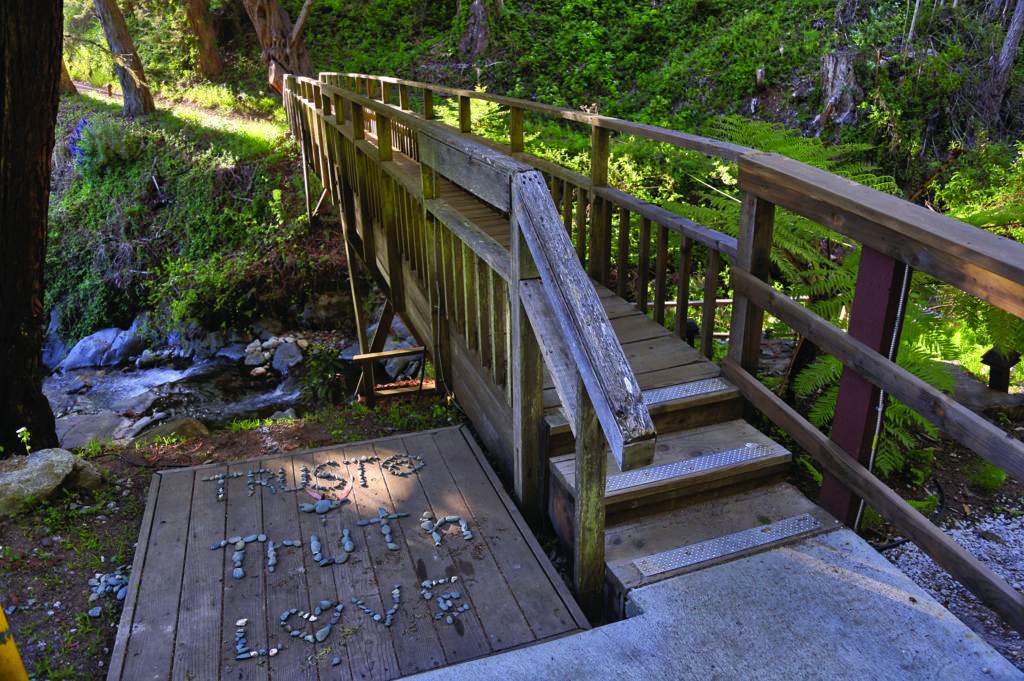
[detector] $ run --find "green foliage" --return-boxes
[969,460,1008,492]
[227,417,274,432]
[301,343,348,404]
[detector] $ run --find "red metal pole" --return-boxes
[819,245,910,527]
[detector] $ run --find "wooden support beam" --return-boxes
[423,89,434,119]
[573,374,607,622]
[820,246,910,526]
[510,201,545,525]
[588,127,610,280]
[727,192,775,372]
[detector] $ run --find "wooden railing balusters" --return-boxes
[575,187,587,265]
[653,224,668,325]
[510,107,524,153]
[674,237,693,340]
[700,250,720,357]
[459,95,472,133]
[616,206,630,298]
[636,216,651,313]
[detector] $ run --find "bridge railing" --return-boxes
[290,72,1024,632]
[284,74,654,616]
[324,72,742,356]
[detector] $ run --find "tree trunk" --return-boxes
[60,58,78,95]
[0,0,62,457]
[986,0,1024,124]
[185,0,223,79]
[93,0,155,117]
[458,0,490,62]
[242,0,313,89]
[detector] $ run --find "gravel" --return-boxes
[883,512,1024,669]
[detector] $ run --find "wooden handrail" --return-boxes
[322,72,750,160]
[739,152,1024,318]
[513,171,656,469]
[731,267,1024,479]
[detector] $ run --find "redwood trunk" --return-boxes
[986,0,1024,124]
[0,0,62,456]
[93,0,155,116]
[242,0,313,86]
[185,0,223,79]
[60,58,78,95]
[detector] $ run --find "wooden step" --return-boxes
[544,375,744,455]
[603,482,838,616]
[547,420,793,547]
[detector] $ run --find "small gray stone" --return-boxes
[331,656,343,667]
[314,499,331,514]
[232,567,245,579]
[315,625,332,642]
[87,606,102,618]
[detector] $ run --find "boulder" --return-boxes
[271,407,297,420]
[272,342,303,373]
[0,449,104,517]
[100,316,149,366]
[59,328,121,371]
[55,411,133,449]
[244,350,265,366]
[130,417,209,446]
[216,343,247,362]
[252,317,284,341]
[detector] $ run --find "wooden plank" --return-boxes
[727,193,775,372]
[572,375,606,621]
[740,152,1024,318]
[323,447,401,680]
[258,455,319,681]
[512,171,655,470]
[575,187,587,265]
[730,267,1024,480]
[217,461,269,681]
[171,466,227,681]
[118,470,194,680]
[352,346,425,363]
[521,278,578,437]
[721,357,1024,634]
[107,476,160,681]
[418,134,522,213]
[375,436,492,662]
[427,428,577,641]
[463,243,480,354]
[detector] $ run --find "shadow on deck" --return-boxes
[107,425,586,680]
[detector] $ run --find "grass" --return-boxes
[969,460,1008,492]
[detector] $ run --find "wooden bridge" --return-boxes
[107,72,1024,679]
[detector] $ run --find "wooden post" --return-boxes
[459,95,472,133]
[588,126,610,279]
[573,373,607,621]
[423,89,435,119]
[637,216,651,312]
[381,80,391,104]
[398,83,410,110]
[700,249,720,357]
[820,246,910,527]
[510,200,545,525]
[674,236,693,339]
[510,107,524,153]
[728,192,775,372]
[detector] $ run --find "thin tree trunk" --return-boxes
[242,0,313,86]
[93,0,155,116]
[905,0,924,49]
[61,58,78,95]
[185,0,223,79]
[0,0,62,456]
[987,0,1024,124]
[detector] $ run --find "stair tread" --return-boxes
[551,419,790,500]
[605,481,838,592]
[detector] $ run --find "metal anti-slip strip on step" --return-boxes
[632,513,824,577]
[642,378,732,406]
[605,442,787,494]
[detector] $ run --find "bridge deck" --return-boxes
[107,426,586,681]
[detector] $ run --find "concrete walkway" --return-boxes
[411,529,1022,680]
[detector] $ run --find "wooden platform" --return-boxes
[107,426,587,681]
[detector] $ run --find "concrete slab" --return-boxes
[409,529,1022,681]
